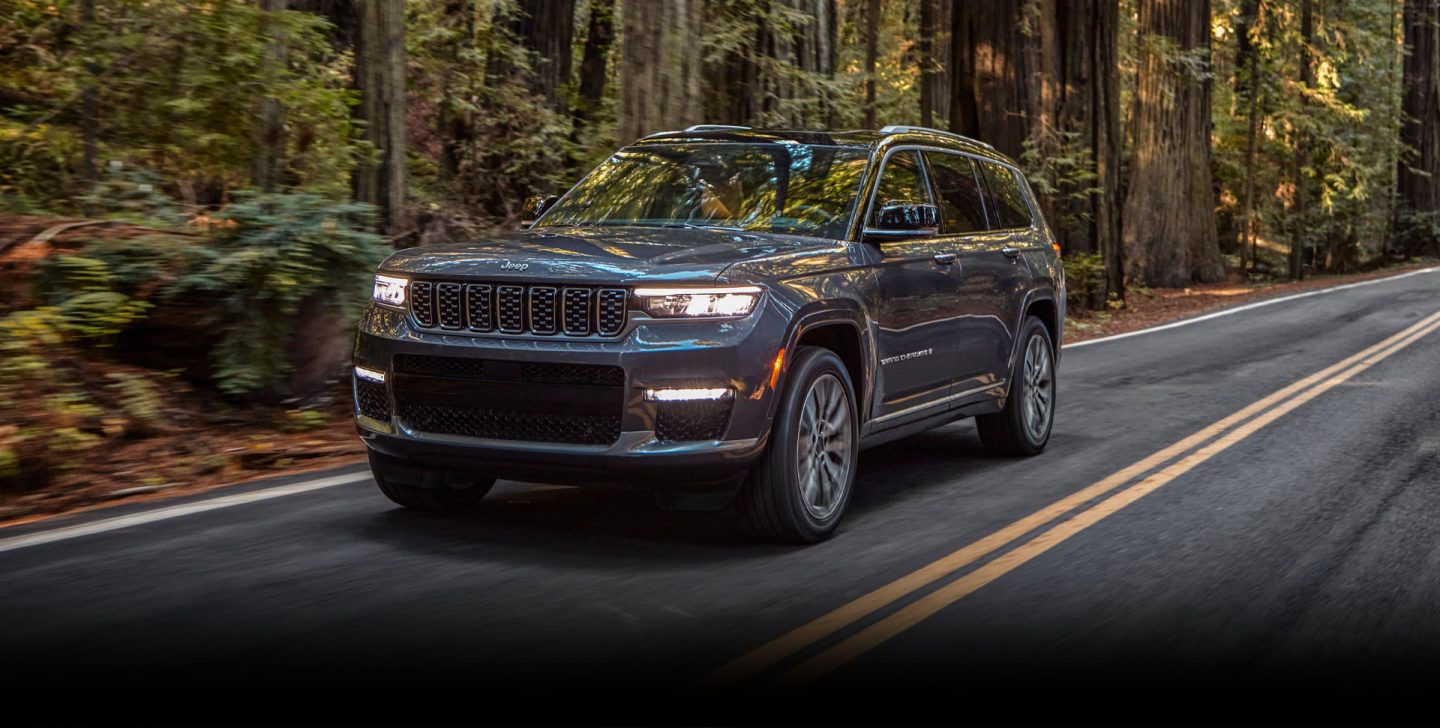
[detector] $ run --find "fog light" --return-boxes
[644,387,732,402]
[354,365,387,384]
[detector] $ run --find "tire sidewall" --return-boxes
[767,347,859,540]
[1010,318,1056,450]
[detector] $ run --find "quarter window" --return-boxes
[925,153,987,235]
[868,151,931,227]
[979,161,1033,229]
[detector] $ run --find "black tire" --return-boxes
[369,451,496,512]
[738,346,859,544]
[977,316,1056,456]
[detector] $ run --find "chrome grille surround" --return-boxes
[406,281,628,337]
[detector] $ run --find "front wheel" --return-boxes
[977,316,1056,456]
[738,346,858,544]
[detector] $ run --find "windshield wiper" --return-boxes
[651,222,746,231]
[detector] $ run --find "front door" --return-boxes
[868,150,965,423]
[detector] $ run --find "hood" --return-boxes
[378,226,845,284]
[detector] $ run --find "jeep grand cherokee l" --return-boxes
[353,124,1064,543]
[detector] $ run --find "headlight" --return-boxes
[372,274,408,308]
[635,286,762,318]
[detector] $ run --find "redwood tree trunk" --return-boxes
[1070,0,1124,296]
[864,0,880,128]
[356,0,406,235]
[573,0,615,139]
[253,0,288,193]
[618,0,703,141]
[80,0,98,198]
[919,0,935,127]
[1398,0,1440,256]
[1121,0,1225,287]
[949,0,1034,159]
[513,0,576,112]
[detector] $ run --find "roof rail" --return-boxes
[879,124,994,150]
[683,124,752,132]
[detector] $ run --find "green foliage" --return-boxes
[76,163,185,224]
[281,408,329,433]
[35,255,152,340]
[1,0,362,211]
[407,0,578,222]
[1212,0,1404,272]
[1021,126,1100,236]
[170,192,388,395]
[0,307,96,488]
[106,372,166,433]
[1062,252,1108,311]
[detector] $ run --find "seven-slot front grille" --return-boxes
[408,280,627,337]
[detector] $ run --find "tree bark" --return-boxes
[1398,0,1440,256]
[80,0,98,201]
[618,0,703,141]
[355,0,406,235]
[1121,0,1225,287]
[573,0,615,140]
[1236,0,1262,274]
[438,0,473,185]
[1290,0,1314,280]
[512,0,576,112]
[864,0,880,128]
[253,0,288,193]
[948,0,1034,159]
[919,0,935,127]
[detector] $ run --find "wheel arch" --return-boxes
[768,304,872,424]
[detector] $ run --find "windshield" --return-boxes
[536,143,871,240]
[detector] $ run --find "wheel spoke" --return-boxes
[793,371,854,520]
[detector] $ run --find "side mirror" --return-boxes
[864,202,940,242]
[523,194,559,226]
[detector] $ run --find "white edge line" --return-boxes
[1063,267,1440,349]
[0,472,370,554]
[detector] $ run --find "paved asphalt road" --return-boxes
[4,269,1440,725]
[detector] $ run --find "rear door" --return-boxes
[867,150,966,423]
[971,159,1039,387]
[924,151,1006,395]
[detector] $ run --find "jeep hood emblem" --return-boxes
[499,261,529,271]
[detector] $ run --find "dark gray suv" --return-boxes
[353,125,1064,542]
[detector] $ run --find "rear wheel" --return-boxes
[738,346,858,543]
[369,451,496,512]
[977,316,1056,456]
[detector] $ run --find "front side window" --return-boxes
[867,150,931,227]
[925,152,987,234]
[537,143,870,240]
[978,161,1034,229]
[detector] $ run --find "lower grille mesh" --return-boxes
[397,404,621,446]
[354,377,391,422]
[655,399,733,442]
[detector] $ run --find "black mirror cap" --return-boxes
[522,194,560,226]
[865,202,940,241]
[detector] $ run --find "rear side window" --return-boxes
[925,153,987,235]
[868,151,931,226]
[979,161,1033,229]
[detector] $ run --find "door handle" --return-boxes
[933,252,957,266]
[1001,247,1023,258]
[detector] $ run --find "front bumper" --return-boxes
[351,302,786,487]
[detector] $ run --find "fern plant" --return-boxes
[171,192,388,395]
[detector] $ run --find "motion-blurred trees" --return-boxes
[3,0,1438,290]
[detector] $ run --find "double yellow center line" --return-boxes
[704,308,1440,688]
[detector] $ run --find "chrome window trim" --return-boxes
[855,144,1035,241]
